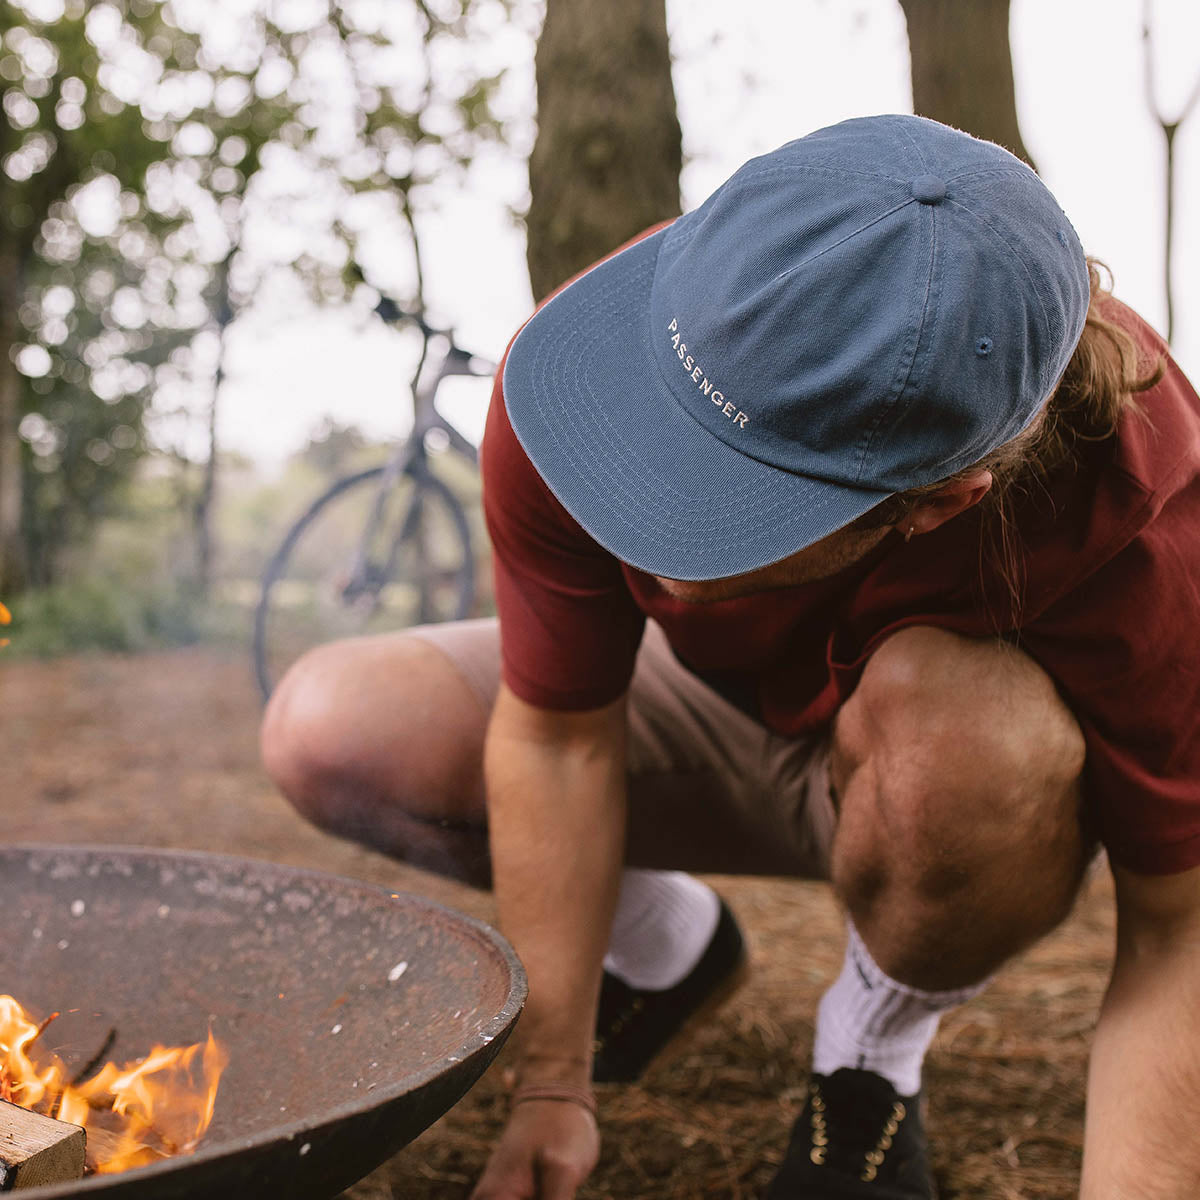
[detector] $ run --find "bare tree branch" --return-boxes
[1180,64,1200,125]
[1141,0,1200,344]
[1143,0,1200,127]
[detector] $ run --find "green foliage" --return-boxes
[18,240,192,584]
[4,459,243,653]
[3,0,520,590]
[5,573,206,655]
[297,417,372,477]
[4,503,208,653]
[3,395,497,656]
[0,1,170,248]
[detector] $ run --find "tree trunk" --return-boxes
[193,374,218,598]
[899,0,1036,172]
[193,253,234,598]
[525,0,682,301]
[0,242,27,595]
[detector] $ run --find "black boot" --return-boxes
[767,1068,936,1199]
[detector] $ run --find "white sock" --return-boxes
[812,921,986,1096]
[602,869,721,991]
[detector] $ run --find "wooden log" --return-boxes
[80,1125,128,1173]
[0,1099,85,1191]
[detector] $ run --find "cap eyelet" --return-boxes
[975,337,993,358]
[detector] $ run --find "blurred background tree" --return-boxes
[1142,0,1200,345]
[2,0,1194,656]
[1,0,175,594]
[1,0,512,603]
[524,0,680,300]
[898,0,1035,170]
[525,0,1035,302]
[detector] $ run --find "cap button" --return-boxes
[911,174,947,205]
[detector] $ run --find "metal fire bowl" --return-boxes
[1,846,525,1200]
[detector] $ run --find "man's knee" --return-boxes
[260,634,489,832]
[830,626,1089,962]
[835,626,1085,790]
[261,640,353,821]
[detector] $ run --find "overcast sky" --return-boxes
[216,0,1200,470]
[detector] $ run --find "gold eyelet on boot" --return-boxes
[809,1083,829,1166]
[857,1097,907,1181]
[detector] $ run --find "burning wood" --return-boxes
[0,1098,85,1189]
[0,996,227,1176]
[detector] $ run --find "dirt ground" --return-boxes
[1,646,1114,1199]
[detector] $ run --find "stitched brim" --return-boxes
[503,228,893,581]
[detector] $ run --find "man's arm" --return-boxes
[471,683,628,1200]
[1081,862,1200,1197]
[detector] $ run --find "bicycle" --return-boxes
[252,292,496,701]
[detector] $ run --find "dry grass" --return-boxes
[368,868,1111,1199]
[1,648,1115,1199]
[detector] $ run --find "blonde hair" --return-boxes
[856,259,1164,625]
[863,257,1163,523]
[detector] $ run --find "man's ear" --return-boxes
[896,469,993,538]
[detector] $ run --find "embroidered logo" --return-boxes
[667,318,749,428]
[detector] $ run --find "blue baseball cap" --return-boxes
[502,114,1090,581]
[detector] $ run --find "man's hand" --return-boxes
[471,1100,599,1200]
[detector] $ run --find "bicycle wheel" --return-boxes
[253,464,475,700]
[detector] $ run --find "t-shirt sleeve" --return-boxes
[1018,475,1200,875]
[480,359,645,711]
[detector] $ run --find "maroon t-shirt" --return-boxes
[482,291,1200,877]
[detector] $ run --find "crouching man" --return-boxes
[262,115,1200,1198]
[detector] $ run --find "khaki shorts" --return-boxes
[410,618,836,879]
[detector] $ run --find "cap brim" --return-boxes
[503,228,893,581]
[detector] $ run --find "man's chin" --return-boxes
[651,527,894,602]
[652,575,781,604]
[653,579,725,604]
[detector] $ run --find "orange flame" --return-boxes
[0,995,227,1175]
[0,599,9,648]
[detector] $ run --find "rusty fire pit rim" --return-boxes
[3,842,528,1197]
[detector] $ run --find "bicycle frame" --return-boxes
[254,291,493,698]
[341,303,495,605]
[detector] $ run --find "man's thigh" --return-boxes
[410,619,835,878]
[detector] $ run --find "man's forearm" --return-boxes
[484,684,628,1084]
[1081,867,1200,1197]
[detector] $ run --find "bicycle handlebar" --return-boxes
[372,294,429,334]
[370,295,495,377]
[349,262,495,375]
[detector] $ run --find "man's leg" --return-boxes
[260,618,831,880]
[830,626,1089,988]
[260,619,829,1081]
[770,625,1091,1197]
[261,622,495,887]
